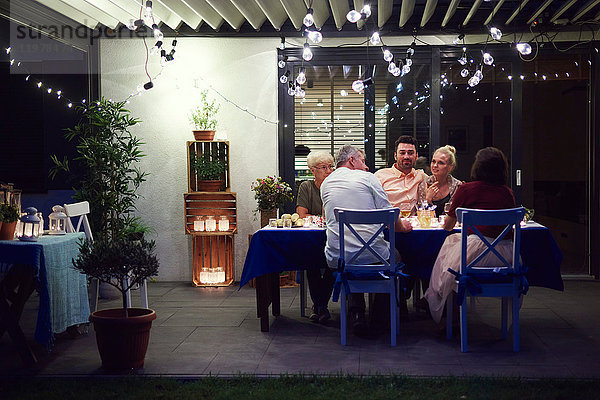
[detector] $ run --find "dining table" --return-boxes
[0,232,90,365]
[241,222,563,332]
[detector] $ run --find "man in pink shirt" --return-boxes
[375,135,428,210]
[375,135,428,308]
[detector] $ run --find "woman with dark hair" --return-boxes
[424,147,516,323]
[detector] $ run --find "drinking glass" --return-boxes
[400,203,412,219]
[417,209,431,228]
[283,218,292,228]
[444,202,451,215]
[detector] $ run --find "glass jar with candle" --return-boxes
[218,216,229,231]
[193,216,204,232]
[205,216,217,232]
[215,266,225,283]
[199,267,209,283]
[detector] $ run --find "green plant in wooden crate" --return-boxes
[191,153,226,181]
[189,90,220,131]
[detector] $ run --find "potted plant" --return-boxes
[250,176,294,227]
[50,98,159,370]
[188,89,220,141]
[191,152,226,192]
[72,236,159,370]
[0,203,20,240]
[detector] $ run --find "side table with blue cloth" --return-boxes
[0,232,90,365]
[240,228,327,331]
[241,224,563,332]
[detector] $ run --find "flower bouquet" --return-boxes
[251,176,294,211]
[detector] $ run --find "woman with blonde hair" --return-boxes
[296,150,335,323]
[418,145,462,217]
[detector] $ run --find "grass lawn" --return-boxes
[2,376,600,400]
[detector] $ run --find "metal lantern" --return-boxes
[48,205,67,235]
[18,207,41,242]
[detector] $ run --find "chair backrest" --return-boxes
[63,201,94,241]
[334,208,399,271]
[456,207,525,275]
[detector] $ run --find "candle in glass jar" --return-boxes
[194,216,204,232]
[205,216,217,231]
[216,267,225,282]
[218,216,229,231]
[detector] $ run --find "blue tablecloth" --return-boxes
[0,232,90,347]
[240,224,564,291]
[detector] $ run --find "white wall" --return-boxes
[100,37,279,281]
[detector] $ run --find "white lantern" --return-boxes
[48,205,67,235]
[18,207,40,242]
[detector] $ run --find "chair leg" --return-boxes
[446,293,453,340]
[340,289,347,346]
[140,279,148,309]
[513,295,520,352]
[390,287,397,347]
[460,297,468,352]
[501,297,508,339]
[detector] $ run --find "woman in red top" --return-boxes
[424,147,516,323]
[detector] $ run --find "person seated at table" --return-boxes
[417,145,462,218]
[296,150,335,323]
[424,147,517,323]
[375,135,428,213]
[321,144,412,336]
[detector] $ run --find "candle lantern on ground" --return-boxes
[18,207,40,242]
[48,205,67,235]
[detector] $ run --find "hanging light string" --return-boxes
[193,74,277,125]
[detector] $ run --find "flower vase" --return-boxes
[260,209,277,228]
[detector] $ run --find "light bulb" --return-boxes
[150,41,162,55]
[468,76,480,87]
[296,70,306,85]
[296,88,305,98]
[340,89,348,96]
[307,29,322,43]
[303,8,314,27]
[370,32,381,45]
[145,1,152,13]
[516,42,532,55]
[474,69,483,80]
[483,52,494,65]
[127,19,138,30]
[388,62,397,74]
[407,47,415,56]
[288,86,295,96]
[278,59,286,68]
[392,67,401,77]
[405,58,413,67]
[490,27,502,40]
[346,10,362,23]
[302,43,313,61]
[402,64,411,75]
[361,4,371,18]
[461,68,469,78]
[383,49,393,62]
[280,71,289,84]
[352,80,364,93]
[458,56,467,65]
[136,84,144,92]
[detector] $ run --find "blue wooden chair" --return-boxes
[446,207,527,352]
[331,207,405,346]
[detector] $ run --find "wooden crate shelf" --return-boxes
[192,234,235,287]
[184,192,238,235]
[187,140,230,192]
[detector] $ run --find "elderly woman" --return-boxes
[424,147,517,323]
[296,151,335,323]
[417,145,462,218]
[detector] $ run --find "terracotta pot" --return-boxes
[260,209,277,228]
[197,180,224,192]
[193,130,216,141]
[90,307,157,371]
[0,221,17,240]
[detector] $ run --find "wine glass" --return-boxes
[400,203,412,219]
[444,202,451,215]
